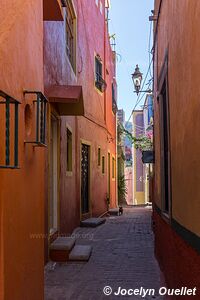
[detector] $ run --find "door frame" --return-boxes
[108,151,111,200]
[158,51,172,219]
[80,139,91,219]
[48,107,61,238]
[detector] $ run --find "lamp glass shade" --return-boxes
[132,65,143,93]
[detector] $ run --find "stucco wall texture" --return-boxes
[154,0,200,236]
[0,1,117,299]
[153,0,200,292]
[0,1,45,300]
[44,0,117,236]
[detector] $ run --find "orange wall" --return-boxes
[153,0,200,236]
[0,1,45,299]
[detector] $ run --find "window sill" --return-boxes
[94,85,103,95]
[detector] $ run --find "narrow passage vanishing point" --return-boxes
[45,207,165,300]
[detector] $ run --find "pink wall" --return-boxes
[44,0,117,236]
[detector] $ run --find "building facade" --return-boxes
[124,121,133,205]
[153,0,200,294]
[44,0,117,249]
[117,108,125,125]
[0,1,117,299]
[132,110,145,205]
[143,94,154,204]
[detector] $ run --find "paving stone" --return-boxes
[45,207,166,300]
[80,217,106,227]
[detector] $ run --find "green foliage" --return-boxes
[120,123,153,151]
[118,174,127,204]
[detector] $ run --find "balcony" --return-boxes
[43,0,64,21]
[24,91,48,147]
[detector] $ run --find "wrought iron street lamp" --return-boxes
[132,64,152,95]
[132,65,143,95]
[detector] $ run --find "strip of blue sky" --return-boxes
[109,0,154,121]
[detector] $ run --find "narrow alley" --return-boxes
[1,1,200,299]
[45,207,164,300]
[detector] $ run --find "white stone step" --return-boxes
[80,217,106,227]
[69,245,92,261]
[50,237,76,251]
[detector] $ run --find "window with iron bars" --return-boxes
[95,55,107,92]
[0,91,20,169]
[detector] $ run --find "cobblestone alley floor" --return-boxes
[45,207,166,300]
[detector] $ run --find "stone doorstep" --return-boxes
[69,245,92,261]
[49,237,76,262]
[80,217,106,227]
[50,237,76,251]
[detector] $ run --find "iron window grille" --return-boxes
[24,91,48,147]
[0,91,20,169]
[95,56,107,92]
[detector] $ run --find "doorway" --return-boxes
[81,143,90,214]
[160,79,171,214]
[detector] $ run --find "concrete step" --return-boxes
[69,245,92,261]
[49,237,76,262]
[80,217,106,227]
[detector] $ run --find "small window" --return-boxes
[98,147,101,166]
[102,156,105,174]
[65,1,76,71]
[95,55,107,92]
[112,157,115,178]
[66,128,72,172]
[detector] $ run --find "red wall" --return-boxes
[153,211,200,300]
